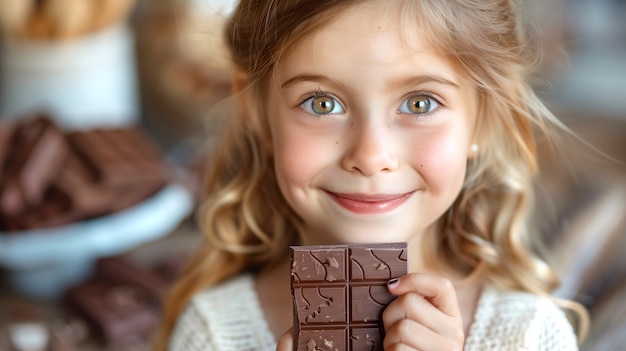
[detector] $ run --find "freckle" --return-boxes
[420,164,424,168]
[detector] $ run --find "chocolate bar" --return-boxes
[0,118,172,231]
[290,243,408,351]
[53,154,115,217]
[0,186,85,231]
[66,128,168,189]
[0,115,68,215]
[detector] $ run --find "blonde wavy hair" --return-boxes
[153,0,587,349]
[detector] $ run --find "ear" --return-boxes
[232,69,248,95]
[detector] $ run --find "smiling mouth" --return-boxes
[325,191,414,215]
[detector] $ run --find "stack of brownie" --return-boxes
[0,114,169,232]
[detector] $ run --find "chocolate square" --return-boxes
[290,243,408,351]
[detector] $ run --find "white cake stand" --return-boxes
[0,183,194,300]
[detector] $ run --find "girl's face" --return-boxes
[266,2,478,246]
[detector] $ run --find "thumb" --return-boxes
[276,327,294,351]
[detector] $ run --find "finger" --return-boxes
[276,327,294,351]
[382,291,457,336]
[384,318,455,351]
[387,273,461,318]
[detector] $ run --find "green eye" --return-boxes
[398,95,439,114]
[301,95,344,115]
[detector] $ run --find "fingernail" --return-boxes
[388,277,399,288]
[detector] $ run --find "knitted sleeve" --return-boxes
[168,274,276,351]
[169,300,216,351]
[464,287,579,350]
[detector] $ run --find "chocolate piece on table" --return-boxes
[96,256,170,300]
[0,115,68,215]
[64,280,159,350]
[48,317,88,351]
[290,243,408,351]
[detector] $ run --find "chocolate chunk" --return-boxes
[64,280,159,350]
[1,186,85,231]
[53,154,115,217]
[290,243,408,351]
[0,115,68,215]
[96,256,169,300]
[66,128,168,189]
[0,121,172,231]
[0,122,13,183]
[62,256,175,349]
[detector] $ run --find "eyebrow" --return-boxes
[389,75,460,90]
[281,74,340,89]
[281,74,459,90]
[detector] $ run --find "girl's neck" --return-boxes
[255,258,293,339]
[408,227,458,277]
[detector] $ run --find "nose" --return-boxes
[340,121,399,176]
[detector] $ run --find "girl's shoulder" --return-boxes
[168,273,276,351]
[464,286,579,350]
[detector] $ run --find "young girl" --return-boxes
[155,0,588,349]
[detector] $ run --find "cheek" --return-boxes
[413,133,469,190]
[272,126,328,189]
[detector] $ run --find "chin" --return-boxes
[304,223,414,246]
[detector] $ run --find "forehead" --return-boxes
[275,1,463,85]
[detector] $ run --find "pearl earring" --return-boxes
[470,143,479,153]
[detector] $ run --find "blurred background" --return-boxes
[0,0,624,350]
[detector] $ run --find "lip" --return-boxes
[325,191,414,215]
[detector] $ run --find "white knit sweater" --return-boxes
[169,274,578,350]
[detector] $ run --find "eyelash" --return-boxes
[297,90,445,116]
[298,90,345,115]
[397,92,444,116]
[415,91,444,105]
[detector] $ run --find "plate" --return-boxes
[0,183,194,299]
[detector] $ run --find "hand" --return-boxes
[276,328,293,351]
[382,273,464,351]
